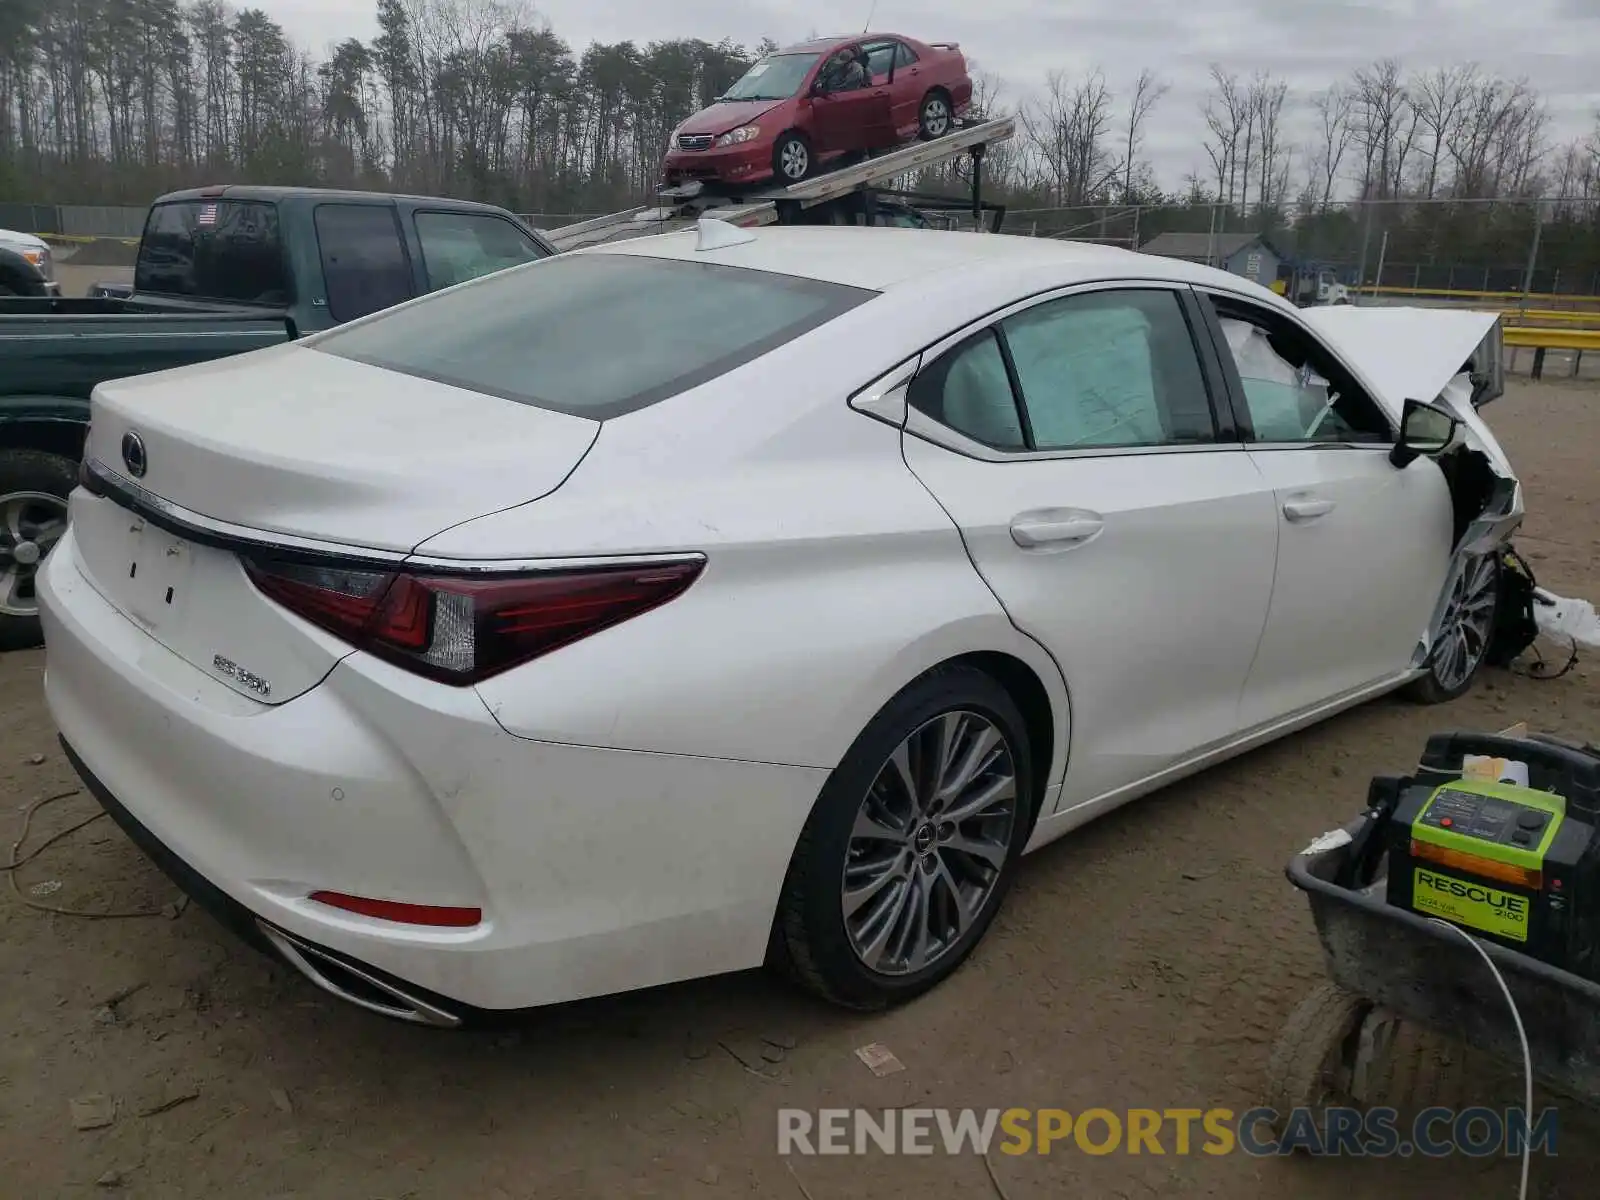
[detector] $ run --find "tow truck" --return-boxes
[542,116,1015,252]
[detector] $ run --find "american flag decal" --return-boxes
[198,202,218,225]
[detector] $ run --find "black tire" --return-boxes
[1405,552,1501,705]
[1261,982,1370,1141]
[773,664,1035,1010]
[772,132,812,184]
[0,448,77,652]
[917,90,954,140]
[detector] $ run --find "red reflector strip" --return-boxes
[309,891,481,928]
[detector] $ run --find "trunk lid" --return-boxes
[83,340,600,552]
[75,341,599,705]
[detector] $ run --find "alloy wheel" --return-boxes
[0,490,69,618]
[841,710,1018,976]
[780,139,809,180]
[922,97,951,137]
[1431,553,1498,692]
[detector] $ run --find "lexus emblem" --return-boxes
[121,431,147,478]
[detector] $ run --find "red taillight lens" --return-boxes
[241,555,703,684]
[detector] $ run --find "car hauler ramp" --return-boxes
[543,116,1016,252]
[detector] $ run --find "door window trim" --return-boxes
[1191,284,1399,452]
[897,279,1244,464]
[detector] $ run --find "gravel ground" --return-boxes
[2,377,1598,1198]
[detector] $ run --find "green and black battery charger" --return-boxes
[1373,732,1600,980]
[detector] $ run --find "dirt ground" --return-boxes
[3,376,1600,1199]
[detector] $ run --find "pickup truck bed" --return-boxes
[1,311,295,416]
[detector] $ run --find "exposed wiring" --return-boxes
[1513,636,1580,682]
[1425,918,1532,1200]
[6,788,175,919]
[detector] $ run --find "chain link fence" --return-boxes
[16,195,1600,300]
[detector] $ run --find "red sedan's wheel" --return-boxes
[773,133,812,183]
[918,91,953,140]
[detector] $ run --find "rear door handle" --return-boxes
[1283,498,1336,522]
[1009,509,1105,549]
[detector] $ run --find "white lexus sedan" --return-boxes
[38,222,1519,1026]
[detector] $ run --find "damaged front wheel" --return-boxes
[1407,552,1501,704]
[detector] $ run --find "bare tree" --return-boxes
[1201,66,1249,208]
[1350,58,1415,199]
[1250,72,1290,212]
[1444,74,1540,197]
[1412,64,1472,198]
[1019,68,1119,207]
[1307,83,1354,210]
[1119,68,1167,202]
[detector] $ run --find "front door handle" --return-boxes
[1009,510,1105,549]
[1283,497,1336,522]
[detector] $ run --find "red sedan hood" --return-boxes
[677,99,784,136]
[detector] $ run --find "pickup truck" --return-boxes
[0,185,556,649]
[0,227,57,296]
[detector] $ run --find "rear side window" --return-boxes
[414,211,548,291]
[313,203,415,322]
[135,200,289,303]
[309,254,876,419]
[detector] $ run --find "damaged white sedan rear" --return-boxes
[38,224,1520,1024]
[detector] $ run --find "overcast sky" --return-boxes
[255,0,1598,189]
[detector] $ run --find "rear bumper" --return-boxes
[39,526,829,1015]
[60,734,475,1026]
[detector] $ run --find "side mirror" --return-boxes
[1389,398,1461,469]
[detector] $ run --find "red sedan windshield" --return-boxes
[721,53,819,101]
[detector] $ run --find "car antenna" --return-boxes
[861,0,878,33]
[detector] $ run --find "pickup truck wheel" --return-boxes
[0,450,76,651]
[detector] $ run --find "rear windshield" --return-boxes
[308,253,875,419]
[135,199,290,304]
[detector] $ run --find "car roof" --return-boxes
[585,224,1291,309]
[777,33,912,54]
[150,184,516,215]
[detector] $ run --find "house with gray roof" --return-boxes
[1138,231,1284,289]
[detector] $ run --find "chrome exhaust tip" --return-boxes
[257,921,464,1029]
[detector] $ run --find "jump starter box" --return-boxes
[1382,731,1600,980]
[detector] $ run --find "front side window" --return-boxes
[1208,297,1390,444]
[413,211,548,291]
[309,253,876,420]
[721,54,820,101]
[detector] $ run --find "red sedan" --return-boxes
[663,34,973,190]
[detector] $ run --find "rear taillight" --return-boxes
[241,555,704,684]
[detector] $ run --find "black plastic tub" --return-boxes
[1288,819,1600,1104]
